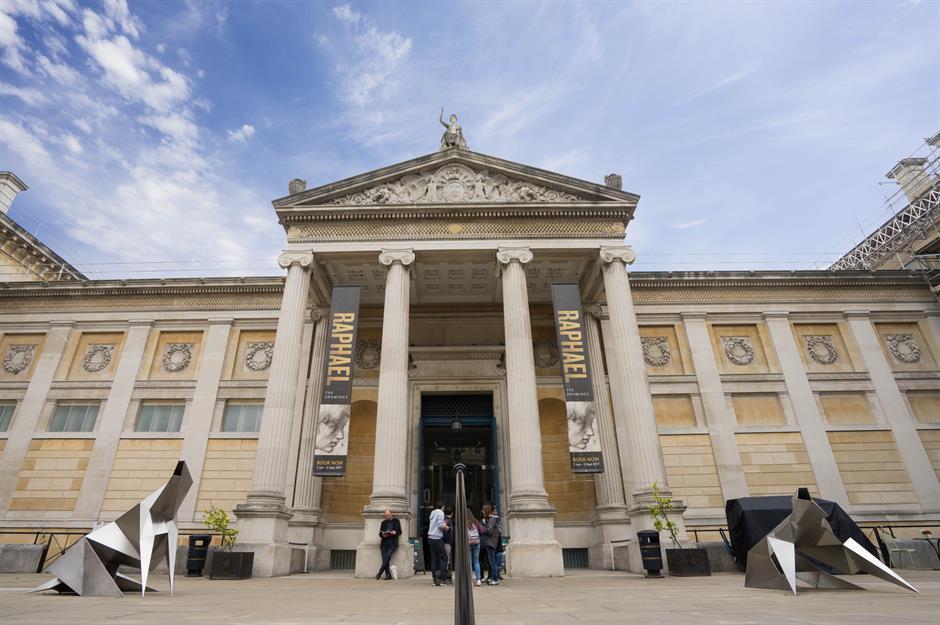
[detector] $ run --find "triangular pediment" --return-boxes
[273,148,637,210]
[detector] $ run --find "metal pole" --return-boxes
[453,463,476,625]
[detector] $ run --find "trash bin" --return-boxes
[637,530,663,577]
[186,534,211,577]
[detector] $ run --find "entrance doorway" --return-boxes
[418,393,498,566]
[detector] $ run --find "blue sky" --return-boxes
[0,0,937,278]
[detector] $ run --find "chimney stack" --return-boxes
[0,171,28,215]
[886,158,931,203]
[604,173,622,191]
[288,178,307,195]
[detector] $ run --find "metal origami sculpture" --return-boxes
[32,460,192,597]
[745,488,918,594]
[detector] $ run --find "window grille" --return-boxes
[562,548,589,569]
[421,394,493,419]
[49,403,99,432]
[329,549,356,570]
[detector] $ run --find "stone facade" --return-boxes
[0,148,939,579]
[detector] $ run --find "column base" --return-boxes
[506,508,564,578]
[625,490,687,575]
[288,507,322,572]
[233,493,295,577]
[354,504,413,579]
[589,504,631,570]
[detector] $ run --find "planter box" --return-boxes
[666,548,711,576]
[209,551,254,580]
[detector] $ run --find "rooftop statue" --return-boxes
[439,108,468,150]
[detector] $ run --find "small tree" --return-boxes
[202,505,238,551]
[648,481,681,549]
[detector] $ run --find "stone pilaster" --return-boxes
[234,250,313,577]
[763,312,850,505]
[599,246,684,572]
[844,311,940,511]
[355,249,415,578]
[496,247,564,578]
[73,321,153,521]
[584,307,630,570]
[681,312,749,502]
[178,318,233,522]
[289,307,329,565]
[0,322,73,517]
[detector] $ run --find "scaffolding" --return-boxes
[830,132,940,271]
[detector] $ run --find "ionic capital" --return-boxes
[278,250,314,269]
[585,304,605,320]
[496,247,534,266]
[599,246,637,266]
[311,306,329,322]
[379,248,415,267]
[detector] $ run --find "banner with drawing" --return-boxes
[550,283,604,474]
[313,285,361,477]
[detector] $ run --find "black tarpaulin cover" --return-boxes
[725,495,878,565]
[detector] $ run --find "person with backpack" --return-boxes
[466,507,483,586]
[481,504,502,585]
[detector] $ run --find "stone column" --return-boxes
[288,307,329,565]
[496,247,564,578]
[681,312,749,501]
[234,250,313,577]
[355,249,415,578]
[74,321,153,521]
[177,318,233,522]
[763,312,850,504]
[844,311,940,511]
[584,307,630,570]
[599,246,684,572]
[0,322,73,516]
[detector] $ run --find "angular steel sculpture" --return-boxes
[745,488,918,594]
[32,460,192,597]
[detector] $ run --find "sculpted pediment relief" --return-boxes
[328,163,585,206]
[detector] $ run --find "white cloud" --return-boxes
[672,219,707,230]
[62,133,83,154]
[227,124,256,142]
[36,54,80,84]
[333,4,361,24]
[0,82,48,106]
[0,117,54,170]
[156,42,166,54]
[73,118,92,134]
[0,8,27,73]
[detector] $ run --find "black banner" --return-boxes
[313,285,361,477]
[550,283,604,474]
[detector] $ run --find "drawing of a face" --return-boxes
[315,404,351,454]
[567,402,598,451]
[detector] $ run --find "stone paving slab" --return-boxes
[0,570,938,625]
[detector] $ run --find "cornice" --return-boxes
[278,205,636,223]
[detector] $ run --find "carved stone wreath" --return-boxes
[721,336,755,366]
[356,340,382,370]
[641,336,671,367]
[82,344,114,373]
[885,334,921,364]
[2,344,37,375]
[330,163,582,205]
[162,343,194,373]
[533,340,559,368]
[244,341,274,372]
[803,335,838,365]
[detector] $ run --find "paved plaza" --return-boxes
[1,569,938,625]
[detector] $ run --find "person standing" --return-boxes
[376,509,402,580]
[466,507,483,586]
[481,504,502,585]
[427,501,449,586]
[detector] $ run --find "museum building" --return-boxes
[0,131,939,578]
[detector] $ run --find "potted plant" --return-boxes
[648,481,710,576]
[202,505,253,580]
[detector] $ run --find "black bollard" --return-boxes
[453,463,476,625]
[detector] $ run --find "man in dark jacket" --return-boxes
[376,509,402,580]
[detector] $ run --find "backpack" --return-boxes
[468,524,480,545]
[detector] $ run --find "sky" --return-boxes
[0,0,937,279]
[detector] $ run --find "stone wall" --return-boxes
[828,430,918,505]
[538,398,596,523]
[659,434,723,509]
[194,439,257,518]
[9,439,93,512]
[101,439,184,514]
[919,430,940,480]
[320,400,376,523]
[735,432,818,497]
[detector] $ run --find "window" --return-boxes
[222,402,262,432]
[0,402,15,431]
[50,403,99,432]
[135,402,185,433]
